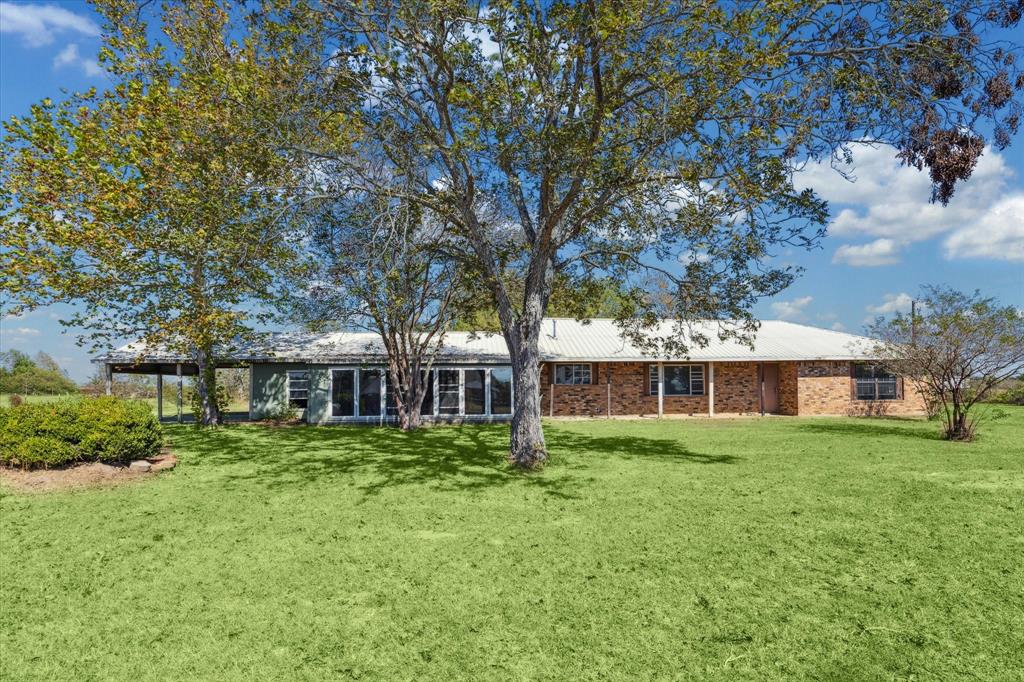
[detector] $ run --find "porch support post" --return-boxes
[708,362,715,417]
[759,362,765,417]
[657,362,664,418]
[104,364,112,396]
[176,362,183,423]
[156,372,163,421]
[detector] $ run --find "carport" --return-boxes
[98,358,251,422]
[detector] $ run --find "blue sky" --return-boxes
[1,0,1022,382]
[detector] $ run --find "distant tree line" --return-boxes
[0,350,78,396]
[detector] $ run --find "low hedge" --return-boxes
[0,397,162,469]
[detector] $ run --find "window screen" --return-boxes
[437,369,460,414]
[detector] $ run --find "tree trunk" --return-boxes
[508,328,547,469]
[194,347,221,426]
[944,391,973,441]
[389,363,426,432]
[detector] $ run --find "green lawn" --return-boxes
[2,411,1023,680]
[0,392,80,407]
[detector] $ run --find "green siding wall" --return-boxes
[250,363,330,423]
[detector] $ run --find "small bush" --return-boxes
[8,394,23,407]
[261,402,299,424]
[0,397,162,469]
[988,385,1024,406]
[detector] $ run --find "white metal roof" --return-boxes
[97,318,877,365]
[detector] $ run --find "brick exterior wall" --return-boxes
[777,362,800,416]
[537,359,926,418]
[795,361,927,416]
[714,362,762,414]
[540,361,714,417]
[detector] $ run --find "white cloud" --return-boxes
[943,195,1024,262]
[832,238,900,266]
[53,42,102,77]
[678,249,711,264]
[464,22,500,60]
[866,293,913,315]
[771,296,813,321]
[11,327,41,336]
[830,322,847,331]
[0,2,99,47]
[797,142,1021,265]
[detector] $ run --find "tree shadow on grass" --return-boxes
[166,422,737,498]
[795,419,942,442]
[546,430,741,465]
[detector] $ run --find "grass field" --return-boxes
[2,410,1023,680]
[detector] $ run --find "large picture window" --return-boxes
[490,368,513,415]
[854,364,899,400]
[464,369,486,415]
[648,364,705,396]
[287,370,310,409]
[554,364,591,385]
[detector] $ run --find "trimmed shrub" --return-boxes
[8,394,23,407]
[0,397,162,469]
[78,397,163,462]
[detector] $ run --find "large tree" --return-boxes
[869,286,1024,441]
[295,186,475,430]
[296,0,1022,467]
[0,0,320,424]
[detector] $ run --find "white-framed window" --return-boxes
[854,364,899,400]
[554,363,591,385]
[649,364,704,396]
[287,370,310,409]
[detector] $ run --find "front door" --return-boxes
[762,364,779,414]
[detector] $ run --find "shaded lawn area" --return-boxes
[2,410,1023,680]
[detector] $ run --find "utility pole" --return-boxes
[911,300,917,346]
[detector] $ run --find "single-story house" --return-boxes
[95,318,927,423]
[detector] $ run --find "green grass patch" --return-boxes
[2,410,1023,679]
